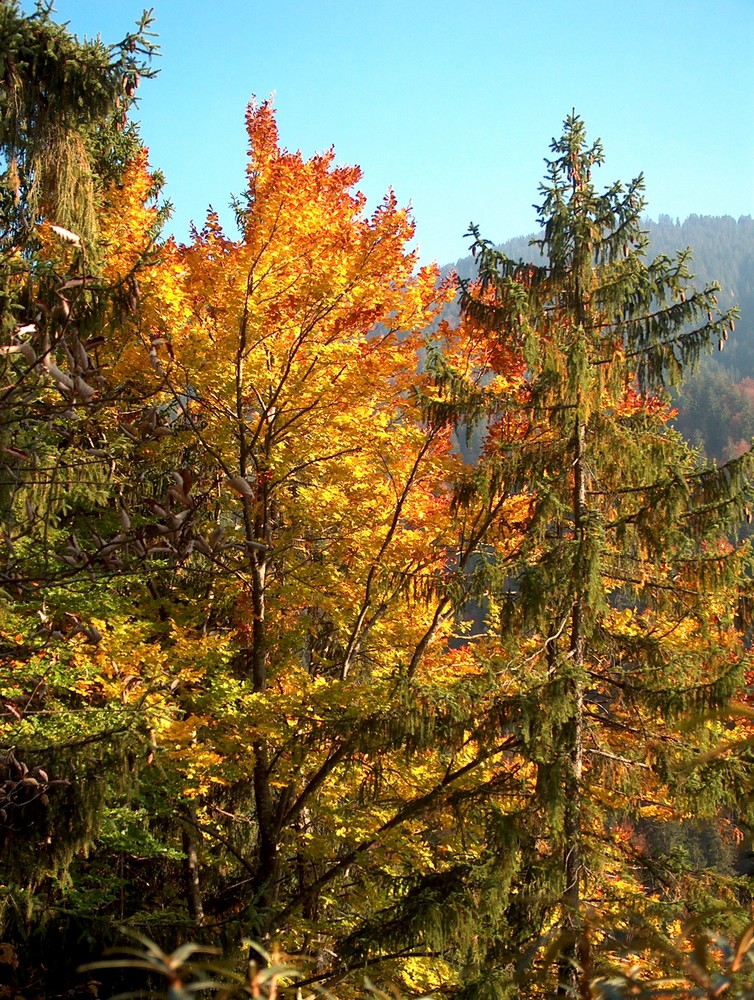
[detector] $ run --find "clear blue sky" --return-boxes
[20,0,754,266]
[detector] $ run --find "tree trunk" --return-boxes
[559,415,588,997]
[241,482,281,935]
[182,803,205,928]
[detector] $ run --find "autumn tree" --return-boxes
[105,100,537,977]
[130,98,461,936]
[358,114,754,998]
[0,90,527,996]
[4,21,750,995]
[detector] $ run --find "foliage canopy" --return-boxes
[0,9,752,999]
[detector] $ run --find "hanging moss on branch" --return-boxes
[0,0,159,246]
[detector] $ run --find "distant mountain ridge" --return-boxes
[446,214,753,309]
[441,215,754,461]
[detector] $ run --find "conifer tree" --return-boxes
[0,0,158,249]
[412,114,753,996]
[0,7,164,992]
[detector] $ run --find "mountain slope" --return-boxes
[444,214,754,461]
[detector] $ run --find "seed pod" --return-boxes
[1,343,36,364]
[18,342,36,364]
[120,422,140,440]
[167,486,188,506]
[73,375,95,400]
[73,337,88,369]
[147,544,173,556]
[227,476,254,497]
[193,536,212,557]
[49,224,81,245]
[0,344,27,354]
[208,527,225,549]
[58,276,96,290]
[178,469,193,494]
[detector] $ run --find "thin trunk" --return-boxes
[252,737,280,924]
[559,414,588,997]
[235,286,280,932]
[239,472,279,931]
[244,532,280,930]
[250,553,267,691]
[182,803,205,928]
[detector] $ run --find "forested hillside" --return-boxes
[2,7,754,1000]
[447,215,754,461]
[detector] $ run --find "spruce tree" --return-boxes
[0,7,163,992]
[0,0,158,249]
[414,114,752,996]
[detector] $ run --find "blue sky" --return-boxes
[20,0,754,265]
